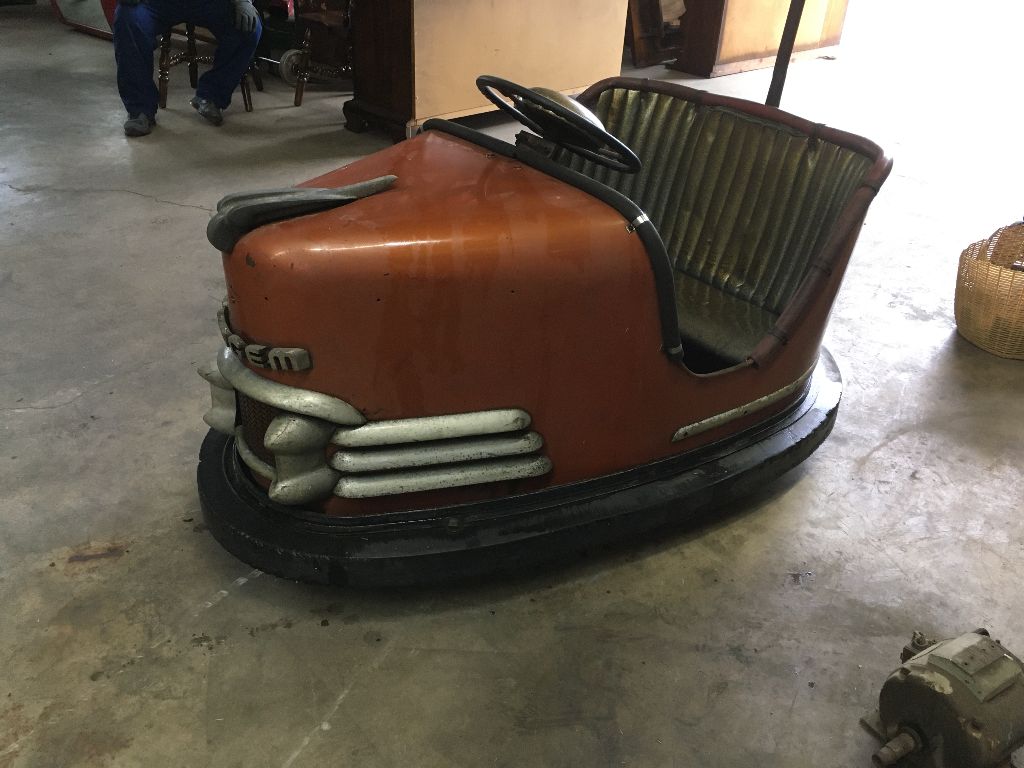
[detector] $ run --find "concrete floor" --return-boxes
[2,2,1023,766]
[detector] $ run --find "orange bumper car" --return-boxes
[197,76,891,585]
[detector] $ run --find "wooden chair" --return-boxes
[288,9,351,107]
[157,23,263,112]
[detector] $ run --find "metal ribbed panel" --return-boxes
[200,357,552,503]
[330,432,543,473]
[332,409,530,447]
[334,456,553,499]
[555,90,873,317]
[330,409,549,498]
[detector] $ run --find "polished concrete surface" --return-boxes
[2,3,1022,766]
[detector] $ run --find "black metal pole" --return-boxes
[765,0,807,107]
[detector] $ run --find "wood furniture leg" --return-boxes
[186,23,198,87]
[294,27,311,107]
[158,32,172,109]
[250,61,264,92]
[240,73,253,112]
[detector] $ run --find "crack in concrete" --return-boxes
[0,391,86,413]
[0,732,31,758]
[1,371,122,414]
[279,638,397,768]
[855,425,918,468]
[5,183,213,212]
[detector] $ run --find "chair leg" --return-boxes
[250,60,264,92]
[186,23,199,88]
[240,73,253,112]
[158,32,172,109]
[294,27,311,107]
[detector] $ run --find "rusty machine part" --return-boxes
[863,629,1024,768]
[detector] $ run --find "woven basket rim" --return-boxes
[966,221,1024,269]
[955,221,1024,360]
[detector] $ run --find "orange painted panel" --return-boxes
[222,130,822,514]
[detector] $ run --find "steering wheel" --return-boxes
[477,75,641,174]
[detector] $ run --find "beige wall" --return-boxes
[413,0,629,123]
[661,0,686,21]
[721,0,846,62]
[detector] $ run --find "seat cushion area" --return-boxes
[675,275,778,366]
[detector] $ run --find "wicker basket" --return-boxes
[954,222,1024,359]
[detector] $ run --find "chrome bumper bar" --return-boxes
[199,347,551,505]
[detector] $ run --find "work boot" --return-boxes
[123,113,156,137]
[190,96,224,126]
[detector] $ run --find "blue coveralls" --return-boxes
[113,0,261,119]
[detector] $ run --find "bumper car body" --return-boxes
[196,77,891,584]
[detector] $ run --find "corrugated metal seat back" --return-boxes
[556,87,873,365]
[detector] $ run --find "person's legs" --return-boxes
[190,0,261,110]
[112,0,182,119]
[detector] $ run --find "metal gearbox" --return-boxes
[863,629,1024,768]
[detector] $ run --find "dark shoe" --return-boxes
[123,113,156,137]
[190,96,224,126]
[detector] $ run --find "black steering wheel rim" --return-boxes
[476,75,641,174]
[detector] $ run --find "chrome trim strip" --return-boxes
[264,413,339,505]
[331,409,530,448]
[270,458,339,505]
[234,427,275,481]
[204,352,552,503]
[671,362,816,442]
[216,346,365,426]
[334,456,553,499]
[199,360,237,436]
[217,303,232,339]
[263,413,335,453]
[330,432,543,473]
[208,175,397,253]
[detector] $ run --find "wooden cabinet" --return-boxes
[344,0,628,139]
[672,0,848,77]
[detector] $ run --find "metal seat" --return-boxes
[556,83,875,367]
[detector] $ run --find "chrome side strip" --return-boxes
[331,409,531,448]
[330,432,543,473]
[208,175,397,253]
[234,427,275,481]
[671,362,816,442]
[334,456,553,499]
[216,346,365,426]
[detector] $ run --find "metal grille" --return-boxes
[328,410,550,498]
[236,393,280,466]
[211,379,551,503]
